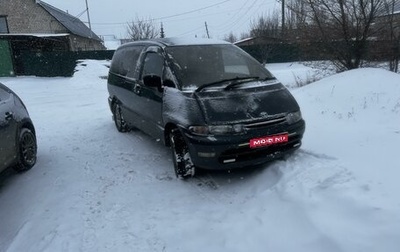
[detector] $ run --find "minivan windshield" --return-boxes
[165,44,274,90]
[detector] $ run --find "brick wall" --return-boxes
[0,0,66,34]
[69,35,106,51]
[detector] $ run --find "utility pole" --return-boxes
[85,0,92,35]
[205,22,210,38]
[160,22,165,38]
[281,0,285,36]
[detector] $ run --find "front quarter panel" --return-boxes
[162,87,204,128]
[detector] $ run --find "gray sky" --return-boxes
[43,0,279,39]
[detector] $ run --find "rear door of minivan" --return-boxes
[108,44,145,128]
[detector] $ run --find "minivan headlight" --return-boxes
[189,124,245,136]
[286,111,302,124]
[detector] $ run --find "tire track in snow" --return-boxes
[77,143,171,250]
[185,148,353,207]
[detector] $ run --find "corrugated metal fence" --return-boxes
[14,50,114,77]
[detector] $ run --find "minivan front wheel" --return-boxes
[112,103,128,132]
[169,130,195,179]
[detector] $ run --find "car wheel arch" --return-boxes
[13,127,37,172]
[164,123,179,147]
[21,121,35,136]
[14,121,36,149]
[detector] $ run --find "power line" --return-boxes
[89,0,277,38]
[151,0,232,21]
[212,0,262,32]
[90,0,232,25]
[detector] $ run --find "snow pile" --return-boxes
[267,61,336,88]
[296,68,400,123]
[0,61,399,252]
[293,68,400,205]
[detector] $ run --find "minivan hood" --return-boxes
[194,83,300,124]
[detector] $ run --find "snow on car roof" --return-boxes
[155,37,232,46]
[118,37,232,50]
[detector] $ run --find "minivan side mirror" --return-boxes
[143,75,162,91]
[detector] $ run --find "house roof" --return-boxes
[38,1,102,41]
[0,33,69,38]
[395,1,400,14]
[378,1,400,16]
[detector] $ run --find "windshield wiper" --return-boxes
[224,76,276,90]
[195,76,261,92]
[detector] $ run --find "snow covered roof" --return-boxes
[0,33,69,38]
[395,1,400,14]
[38,1,102,42]
[234,37,255,45]
[377,1,400,16]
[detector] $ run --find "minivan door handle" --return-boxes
[133,84,142,95]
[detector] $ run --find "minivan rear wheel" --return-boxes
[169,130,195,179]
[112,103,128,132]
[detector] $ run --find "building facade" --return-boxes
[0,0,105,51]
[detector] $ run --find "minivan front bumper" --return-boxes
[181,120,305,170]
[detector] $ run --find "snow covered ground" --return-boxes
[0,60,399,252]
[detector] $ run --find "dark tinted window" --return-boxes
[166,44,273,89]
[141,52,164,77]
[0,87,10,102]
[110,45,144,77]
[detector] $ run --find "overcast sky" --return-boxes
[43,0,280,39]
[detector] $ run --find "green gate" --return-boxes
[0,40,14,77]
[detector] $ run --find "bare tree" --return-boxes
[250,12,281,38]
[378,0,400,72]
[300,0,385,70]
[240,32,250,40]
[286,0,309,28]
[126,16,159,41]
[224,32,238,43]
[249,4,309,41]
[284,0,310,39]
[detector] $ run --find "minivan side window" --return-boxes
[141,52,164,78]
[0,88,10,103]
[110,46,144,77]
[141,52,177,88]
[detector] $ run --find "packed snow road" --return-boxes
[0,60,399,252]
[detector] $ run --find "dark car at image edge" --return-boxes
[0,82,37,174]
[107,37,305,179]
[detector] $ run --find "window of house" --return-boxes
[0,16,9,33]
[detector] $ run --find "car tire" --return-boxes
[13,128,37,172]
[169,129,195,179]
[112,103,128,132]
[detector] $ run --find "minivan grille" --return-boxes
[244,116,286,129]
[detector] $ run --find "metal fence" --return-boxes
[14,50,114,77]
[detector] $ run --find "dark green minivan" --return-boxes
[107,38,305,179]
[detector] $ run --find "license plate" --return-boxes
[249,133,288,148]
